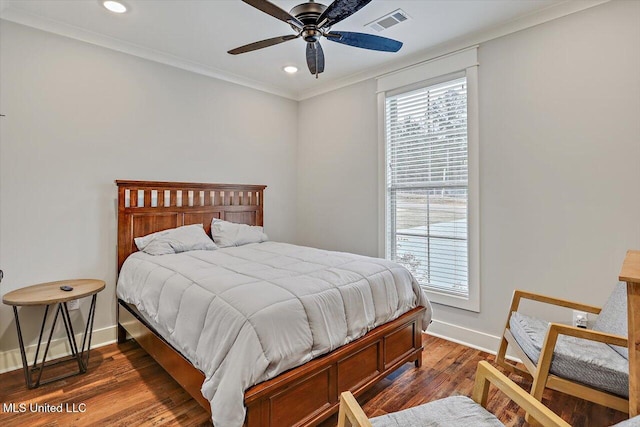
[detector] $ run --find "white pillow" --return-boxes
[210,219,268,248]
[134,224,217,255]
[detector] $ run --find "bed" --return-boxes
[115,180,429,427]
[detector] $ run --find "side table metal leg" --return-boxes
[79,294,98,368]
[31,305,50,372]
[61,302,84,373]
[12,306,32,388]
[33,304,62,387]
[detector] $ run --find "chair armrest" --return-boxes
[338,392,372,427]
[472,361,571,427]
[511,289,602,314]
[548,323,628,347]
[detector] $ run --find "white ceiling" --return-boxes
[0,0,606,99]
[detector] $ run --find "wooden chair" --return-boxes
[496,284,629,417]
[337,361,571,427]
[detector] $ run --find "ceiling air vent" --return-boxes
[366,9,409,32]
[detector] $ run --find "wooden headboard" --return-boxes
[116,180,266,271]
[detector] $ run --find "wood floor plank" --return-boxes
[0,336,628,426]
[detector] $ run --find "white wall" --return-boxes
[297,79,379,257]
[297,0,640,349]
[0,21,298,361]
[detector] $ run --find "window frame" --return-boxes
[377,48,480,312]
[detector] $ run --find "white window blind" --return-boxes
[385,76,469,297]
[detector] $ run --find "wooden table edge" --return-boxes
[2,279,106,306]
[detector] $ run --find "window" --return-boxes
[378,48,479,311]
[386,75,468,294]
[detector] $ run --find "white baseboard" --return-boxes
[427,319,502,354]
[0,325,117,374]
[426,319,521,363]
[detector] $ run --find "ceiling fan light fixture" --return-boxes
[283,66,298,74]
[103,1,127,14]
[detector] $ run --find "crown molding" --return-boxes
[297,0,610,100]
[1,0,610,102]
[0,7,299,101]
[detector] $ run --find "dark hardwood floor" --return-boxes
[0,335,627,426]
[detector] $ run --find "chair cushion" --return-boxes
[612,415,640,426]
[593,282,628,359]
[510,311,628,397]
[370,395,504,427]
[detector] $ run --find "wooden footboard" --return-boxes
[118,301,425,426]
[243,306,425,426]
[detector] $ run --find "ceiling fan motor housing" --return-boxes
[290,2,328,35]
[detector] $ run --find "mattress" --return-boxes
[117,241,431,427]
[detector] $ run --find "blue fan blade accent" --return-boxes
[326,32,402,52]
[306,42,325,75]
[317,0,373,28]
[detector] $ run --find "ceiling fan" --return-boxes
[228,0,403,78]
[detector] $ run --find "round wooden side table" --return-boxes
[2,279,105,388]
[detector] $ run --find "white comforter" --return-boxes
[117,242,431,427]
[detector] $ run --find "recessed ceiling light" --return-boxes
[103,1,127,14]
[283,66,298,74]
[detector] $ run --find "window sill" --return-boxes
[424,287,479,312]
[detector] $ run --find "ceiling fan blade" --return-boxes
[242,0,304,30]
[316,0,373,28]
[325,31,402,52]
[306,42,325,77]
[228,34,299,55]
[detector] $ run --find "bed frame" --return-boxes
[115,180,425,427]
